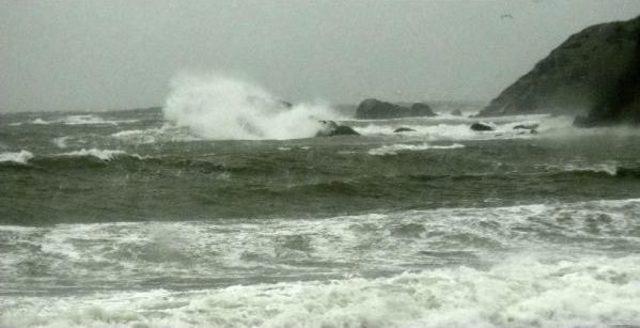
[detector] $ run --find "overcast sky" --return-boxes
[1,0,640,112]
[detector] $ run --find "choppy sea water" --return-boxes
[2,106,640,327]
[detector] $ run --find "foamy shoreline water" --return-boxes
[3,250,639,327]
[1,198,640,327]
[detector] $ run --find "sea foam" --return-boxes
[2,199,640,327]
[163,73,339,140]
[14,115,138,126]
[2,253,639,328]
[0,150,34,164]
[58,148,134,161]
[368,142,464,155]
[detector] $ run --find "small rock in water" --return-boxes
[470,122,494,131]
[450,109,462,116]
[393,127,416,133]
[316,120,360,137]
[332,125,360,136]
[513,123,539,134]
[513,124,539,130]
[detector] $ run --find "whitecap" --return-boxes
[368,142,464,155]
[62,115,138,125]
[0,150,34,164]
[111,125,201,144]
[563,162,619,176]
[58,148,135,161]
[16,115,139,126]
[52,136,70,149]
[541,161,620,176]
[32,118,50,125]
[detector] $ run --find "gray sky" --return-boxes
[1,0,640,112]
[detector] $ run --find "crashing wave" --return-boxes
[162,73,340,140]
[351,114,573,142]
[2,251,639,328]
[2,198,640,327]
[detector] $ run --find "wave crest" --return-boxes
[11,115,138,126]
[163,73,339,140]
[58,149,134,161]
[368,143,464,156]
[0,150,34,164]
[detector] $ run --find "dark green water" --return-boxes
[1,108,640,327]
[2,108,640,225]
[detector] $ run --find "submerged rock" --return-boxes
[513,123,540,133]
[393,127,416,133]
[450,109,463,116]
[470,122,494,131]
[315,120,360,137]
[355,98,436,119]
[513,124,539,130]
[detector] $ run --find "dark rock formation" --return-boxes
[393,127,416,133]
[513,124,539,130]
[450,109,463,116]
[355,99,436,119]
[479,16,640,119]
[332,125,360,136]
[315,120,360,137]
[410,103,436,117]
[470,123,494,131]
[574,24,640,127]
[513,124,539,134]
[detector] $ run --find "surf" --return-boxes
[162,73,341,140]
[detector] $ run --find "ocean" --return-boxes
[2,98,640,327]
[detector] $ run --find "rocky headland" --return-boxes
[477,15,640,127]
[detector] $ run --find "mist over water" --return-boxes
[163,74,340,140]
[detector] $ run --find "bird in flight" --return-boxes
[501,14,514,19]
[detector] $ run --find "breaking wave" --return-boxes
[352,115,572,142]
[0,150,34,164]
[163,73,340,140]
[557,162,620,176]
[10,115,138,126]
[0,149,140,166]
[110,125,201,144]
[541,161,640,178]
[2,198,640,327]
[3,253,640,328]
[368,142,464,156]
[57,148,138,161]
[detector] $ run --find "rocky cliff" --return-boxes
[478,16,640,120]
